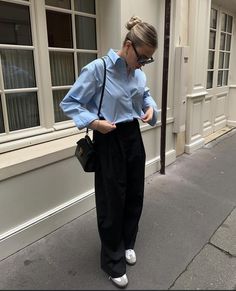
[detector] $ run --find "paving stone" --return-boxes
[210,207,236,256]
[171,244,236,290]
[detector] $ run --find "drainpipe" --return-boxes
[160,0,171,174]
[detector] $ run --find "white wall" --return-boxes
[0,152,95,260]
[97,0,122,54]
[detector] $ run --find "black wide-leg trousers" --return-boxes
[93,119,146,278]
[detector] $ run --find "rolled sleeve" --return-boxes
[60,65,99,129]
[143,87,159,126]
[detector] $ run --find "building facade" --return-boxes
[0,0,235,260]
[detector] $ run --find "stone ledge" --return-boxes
[0,134,83,181]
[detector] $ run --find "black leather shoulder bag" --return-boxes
[75,58,106,172]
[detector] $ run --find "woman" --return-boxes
[60,16,158,289]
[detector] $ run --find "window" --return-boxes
[45,0,97,123]
[206,8,233,89]
[0,0,97,152]
[0,1,39,134]
[207,8,217,89]
[217,13,232,87]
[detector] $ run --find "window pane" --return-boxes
[209,31,216,49]
[1,49,36,89]
[220,33,225,50]
[45,0,71,9]
[221,13,227,32]
[0,98,5,133]
[77,53,97,72]
[75,16,97,50]
[74,0,95,14]
[49,52,75,86]
[223,71,228,86]
[0,1,32,45]
[227,15,233,33]
[208,51,214,69]
[224,53,230,69]
[6,92,39,131]
[226,35,231,51]
[217,71,223,87]
[218,52,224,69]
[207,71,213,89]
[53,90,70,122]
[46,11,72,48]
[210,8,217,29]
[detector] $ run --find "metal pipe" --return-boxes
[160,0,171,174]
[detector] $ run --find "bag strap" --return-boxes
[86,57,106,134]
[97,57,106,117]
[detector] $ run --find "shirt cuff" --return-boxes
[73,113,99,130]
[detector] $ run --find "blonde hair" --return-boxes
[124,16,158,48]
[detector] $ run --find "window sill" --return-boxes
[0,121,164,182]
[0,133,87,182]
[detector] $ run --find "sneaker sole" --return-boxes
[126,260,136,266]
[109,277,128,289]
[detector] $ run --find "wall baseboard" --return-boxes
[0,191,95,262]
[145,149,176,177]
[185,138,205,154]
[227,121,236,127]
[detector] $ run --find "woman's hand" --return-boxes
[141,107,153,123]
[90,119,116,134]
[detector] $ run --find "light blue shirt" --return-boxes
[60,49,158,130]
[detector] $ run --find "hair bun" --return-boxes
[126,16,142,30]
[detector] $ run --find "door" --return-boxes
[204,7,233,137]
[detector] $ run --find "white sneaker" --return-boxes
[109,274,128,289]
[125,249,136,265]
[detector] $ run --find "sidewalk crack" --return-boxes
[168,242,208,290]
[209,242,236,258]
[168,206,236,289]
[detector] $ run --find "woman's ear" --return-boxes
[125,40,132,48]
[124,40,132,56]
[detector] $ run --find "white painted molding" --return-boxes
[186,91,208,98]
[0,123,164,182]
[145,149,176,177]
[0,134,81,181]
[227,120,236,127]
[185,137,205,154]
[228,86,236,125]
[0,190,96,261]
[0,125,78,153]
[0,189,94,241]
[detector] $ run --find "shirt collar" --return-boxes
[107,48,136,77]
[107,49,124,65]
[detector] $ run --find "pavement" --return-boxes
[0,129,236,290]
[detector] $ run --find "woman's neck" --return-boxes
[117,49,131,75]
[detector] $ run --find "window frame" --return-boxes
[45,2,98,128]
[0,0,99,153]
[0,0,44,142]
[206,6,233,90]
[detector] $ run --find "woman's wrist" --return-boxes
[95,120,100,131]
[90,119,100,130]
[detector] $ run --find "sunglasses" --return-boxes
[132,43,154,65]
